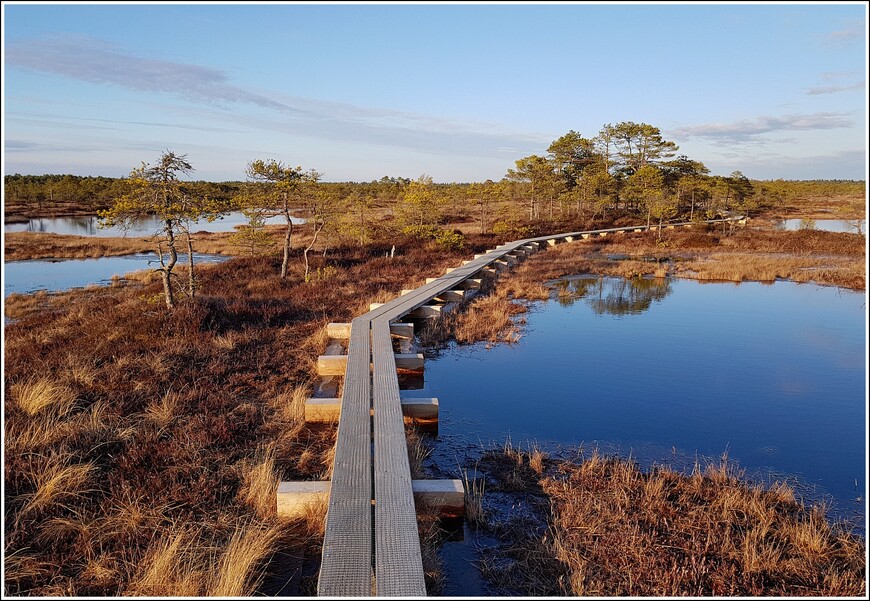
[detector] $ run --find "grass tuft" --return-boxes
[11,378,76,417]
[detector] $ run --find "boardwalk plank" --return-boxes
[317,317,373,596]
[372,319,426,596]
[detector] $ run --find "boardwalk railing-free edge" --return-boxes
[277,216,746,596]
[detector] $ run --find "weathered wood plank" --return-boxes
[406,304,444,319]
[317,317,372,596]
[371,319,426,596]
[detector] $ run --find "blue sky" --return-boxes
[2,2,867,182]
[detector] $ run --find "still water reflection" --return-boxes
[774,218,865,234]
[421,276,865,512]
[553,275,672,314]
[428,276,866,595]
[5,211,303,237]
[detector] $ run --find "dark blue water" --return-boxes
[427,276,866,595]
[4,211,303,237]
[422,276,866,507]
[4,253,227,297]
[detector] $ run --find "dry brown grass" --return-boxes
[124,519,286,597]
[4,232,156,261]
[453,293,526,344]
[546,454,866,596]
[208,522,285,596]
[514,227,865,292]
[10,378,77,417]
[17,454,96,525]
[144,391,181,428]
[2,229,265,261]
[463,470,487,528]
[238,445,279,518]
[406,425,431,479]
[473,447,866,597]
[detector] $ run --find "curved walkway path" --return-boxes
[311,217,745,596]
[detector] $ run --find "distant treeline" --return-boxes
[3,174,245,213]
[4,173,864,212]
[4,121,866,235]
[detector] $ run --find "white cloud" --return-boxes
[671,113,853,143]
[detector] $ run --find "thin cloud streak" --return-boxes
[705,149,865,180]
[5,34,551,160]
[6,35,291,111]
[805,82,865,95]
[672,113,853,142]
[825,25,864,42]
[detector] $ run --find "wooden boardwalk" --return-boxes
[303,217,745,596]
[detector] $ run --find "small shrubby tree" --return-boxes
[228,209,275,256]
[244,159,304,279]
[99,150,200,309]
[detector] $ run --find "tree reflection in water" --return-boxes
[552,275,672,316]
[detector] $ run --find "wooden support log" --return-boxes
[434,289,465,303]
[277,481,330,518]
[305,397,438,424]
[547,239,558,246]
[457,278,482,290]
[401,289,413,295]
[370,302,384,311]
[425,277,438,284]
[395,353,424,372]
[564,236,576,242]
[461,260,474,265]
[390,323,414,340]
[317,354,347,376]
[325,322,352,339]
[634,228,643,233]
[444,267,458,274]
[407,304,445,319]
[317,352,424,376]
[305,397,343,423]
[581,233,591,239]
[493,260,510,271]
[278,479,464,519]
[400,397,439,421]
[598,232,608,237]
[683,224,692,228]
[326,322,412,340]
[412,480,465,518]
